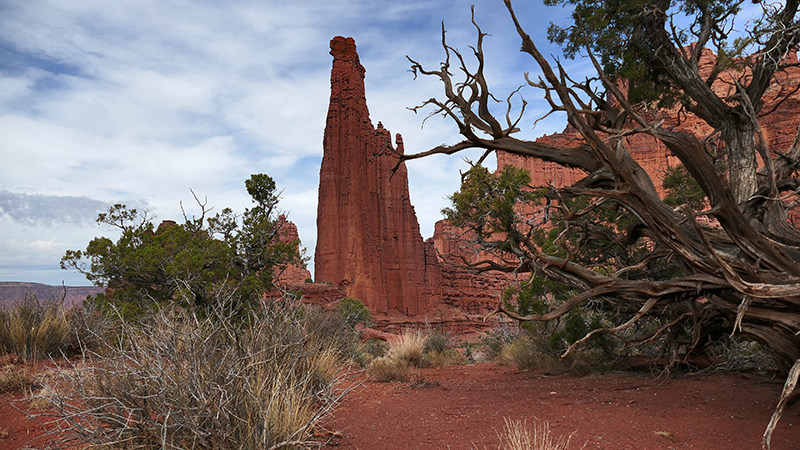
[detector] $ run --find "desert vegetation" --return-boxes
[32,300,358,450]
[60,173,305,320]
[5,0,800,446]
[0,174,367,449]
[367,328,466,383]
[498,418,574,450]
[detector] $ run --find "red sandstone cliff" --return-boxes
[499,49,800,194]
[314,36,441,316]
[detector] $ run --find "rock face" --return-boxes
[314,36,440,316]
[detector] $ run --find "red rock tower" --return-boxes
[315,36,438,316]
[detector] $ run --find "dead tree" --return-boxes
[401,1,800,447]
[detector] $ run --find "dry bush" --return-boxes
[386,330,428,367]
[500,337,565,375]
[499,418,574,450]
[352,339,386,367]
[37,301,357,450]
[425,348,466,368]
[424,328,451,354]
[369,328,470,380]
[480,322,529,362]
[369,356,412,382]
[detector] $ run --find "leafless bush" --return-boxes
[35,301,358,450]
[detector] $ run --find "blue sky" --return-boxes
[0,0,581,286]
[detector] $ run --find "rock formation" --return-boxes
[499,49,800,194]
[314,36,441,316]
[311,39,800,327]
[274,214,312,284]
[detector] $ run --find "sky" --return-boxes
[0,0,583,286]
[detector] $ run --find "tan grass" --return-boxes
[0,366,39,394]
[500,418,574,450]
[369,356,412,382]
[386,330,428,367]
[0,296,69,359]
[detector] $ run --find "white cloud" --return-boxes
[0,0,578,285]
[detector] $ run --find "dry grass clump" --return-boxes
[499,418,574,450]
[0,295,70,359]
[369,356,413,382]
[0,365,39,394]
[369,330,428,382]
[0,295,111,360]
[37,301,356,450]
[500,337,565,375]
[387,330,428,366]
[368,328,468,381]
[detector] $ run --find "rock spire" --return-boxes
[314,36,439,316]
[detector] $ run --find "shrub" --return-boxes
[499,418,574,450]
[336,297,373,328]
[425,348,466,367]
[424,328,452,354]
[352,339,386,367]
[61,174,306,321]
[704,334,779,373]
[481,322,528,362]
[38,301,353,450]
[501,336,565,375]
[369,330,429,381]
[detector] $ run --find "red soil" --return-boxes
[0,393,53,449]
[322,363,800,450]
[2,362,798,449]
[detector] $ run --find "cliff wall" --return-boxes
[499,49,800,194]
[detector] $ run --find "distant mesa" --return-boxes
[0,282,103,309]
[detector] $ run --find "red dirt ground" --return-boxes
[321,363,800,450]
[2,362,799,449]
